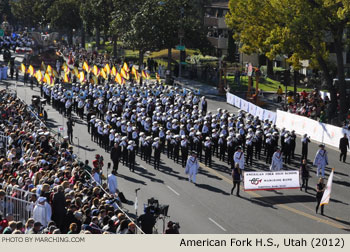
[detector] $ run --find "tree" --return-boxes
[226,0,350,122]
[47,0,82,45]
[11,0,41,27]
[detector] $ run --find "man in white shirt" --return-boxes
[108,170,118,195]
[270,147,283,171]
[233,146,245,170]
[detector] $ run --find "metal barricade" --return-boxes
[0,183,35,223]
[0,131,9,155]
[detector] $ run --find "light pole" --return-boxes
[179,7,184,79]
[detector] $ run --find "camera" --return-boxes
[145,197,169,217]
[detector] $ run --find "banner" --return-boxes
[248,102,257,116]
[243,171,300,191]
[226,93,235,106]
[255,106,265,120]
[323,123,350,148]
[263,109,276,124]
[241,99,249,112]
[234,95,241,108]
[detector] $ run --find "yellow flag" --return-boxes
[123,62,129,72]
[27,65,34,76]
[121,68,128,80]
[35,70,43,83]
[100,69,108,80]
[93,65,100,76]
[73,67,79,77]
[83,61,89,72]
[79,71,85,83]
[21,64,26,73]
[115,72,122,84]
[46,65,52,76]
[104,64,111,75]
[63,72,70,83]
[41,61,47,72]
[111,66,117,77]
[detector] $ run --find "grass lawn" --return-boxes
[227,76,317,93]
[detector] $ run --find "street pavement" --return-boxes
[0,54,349,234]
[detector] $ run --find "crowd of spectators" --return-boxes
[0,89,137,234]
[282,89,331,123]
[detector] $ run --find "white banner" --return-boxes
[226,93,234,106]
[243,171,300,191]
[255,106,265,120]
[276,110,325,145]
[241,99,249,112]
[234,95,241,108]
[248,102,257,116]
[263,109,276,124]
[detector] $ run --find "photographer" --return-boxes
[137,207,156,234]
[164,221,180,234]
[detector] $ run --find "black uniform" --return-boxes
[153,142,161,170]
[301,137,310,161]
[110,144,121,172]
[339,136,349,162]
[66,119,75,143]
[204,140,212,167]
[181,139,189,167]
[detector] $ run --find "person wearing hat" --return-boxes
[120,137,128,166]
[166,131,173,159]
[270,147,283,171]
[233,146,245,171]
[204,137,213,167]
[144,137,152,164]
[245,135,254,166]
[218,134,226,162]
[152,138,161,170]
[313,144,328,177]
[265,133,273,164]
[173,135,180,164]
[185,151,199,184]
[301,134,311,161]
[181,135,189,168]
[283,133,292,164]
[194,132,203,162]
[110,142,121,173]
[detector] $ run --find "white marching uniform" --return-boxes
[313,149,328,177]
[185,156,199,183]
[270,151,283,171]
[233,151,245,170]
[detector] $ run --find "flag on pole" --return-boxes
[20,63,26,73]
[104,64,111,75]
[35,70,43,83]
[83,61,89,72]
[115,72,122,84]
[27,65,34,76]
[63,72,70,83]
[41,61,47,72]
[46,65,52,76]
[79,71,85,83]
[100,69,108,80]
[123,62,130,72]
[120,68,129,80]
[111,66,117,77]
[93,65,100,76]
[320,168,335,206]
[156,73,160,82]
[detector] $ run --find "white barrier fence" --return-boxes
[226,92,277,124]
[276,110,350,150]
[226,92,349,150]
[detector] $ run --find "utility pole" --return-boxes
[179,7,185,79]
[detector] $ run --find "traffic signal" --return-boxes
[284,70,290,86]
[234,53,240,63]
[280,71,285,84]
